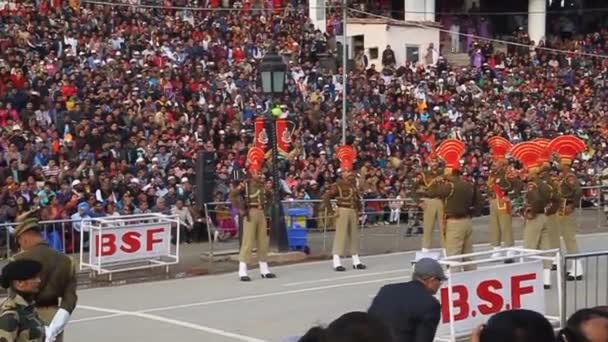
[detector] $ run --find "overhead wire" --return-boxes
[347,7,608,60]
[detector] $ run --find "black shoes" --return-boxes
[334,266,346,272]
[353,264,367,270]
[567,275,583,281]
[551,264,557,271]
[261,273,276,279]
[544,285,551,290]
[240,276,252,282]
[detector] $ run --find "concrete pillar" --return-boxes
[309,0,326,33]
[528,0,546,45]
[404,0,425,21]
[424,0,435,21]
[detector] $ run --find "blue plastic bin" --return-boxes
[286,208,311,251]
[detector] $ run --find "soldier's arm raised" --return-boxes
[322,185,338,213]
[0,311,20,342]
[229,185,245,211]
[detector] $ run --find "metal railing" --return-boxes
[561,250,608,323]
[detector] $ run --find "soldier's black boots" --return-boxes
[353,264,367,270]
[240,276,252,282]
[261,273,276,279]
[334,266,346,272]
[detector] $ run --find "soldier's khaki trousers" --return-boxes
[333,207,360,256]
[546,214,560,250]
[422,198,444,249]
[558,213,579,254]
[445,218,475,271]
[489,199,514,247]
[239,208,269,263]
[523,214,552,269]
[37,306,63,342]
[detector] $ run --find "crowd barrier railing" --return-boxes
[561,250,608,323]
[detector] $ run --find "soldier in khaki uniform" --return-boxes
[0,259,46,342]
[487,137,520,259]
[323,145,366,271]
[534,138,561,271]
[430,139,483,271]
[416,155,445,252]
[511,142,554,289]
[229,147,276,281]
[12,209,77,342]
[549,135,586,281]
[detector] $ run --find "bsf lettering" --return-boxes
[440,273,537,323]
[95,228,165,257]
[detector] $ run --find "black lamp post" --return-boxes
[260,50,289,252]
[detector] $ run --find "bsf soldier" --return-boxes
[416,152,445,252]
[229,147,276,281]
[511,142,553,289]
[12,209,77,342]
[549,135,586,281]
[0,259,46,342]
[534,138,561,271]
[323,145,366,271]
[487,137,520,259]
[430,139,483,271]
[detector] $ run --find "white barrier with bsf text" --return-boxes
[434,248,563,342]
[80,214,180,275]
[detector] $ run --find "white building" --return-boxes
[342,18,441,67]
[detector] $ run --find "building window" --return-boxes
[316,0,325,21]
[369,47,379,60]
[406,45,420,64]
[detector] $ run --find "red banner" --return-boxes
[254,117,268,149]
[276,118,291,155]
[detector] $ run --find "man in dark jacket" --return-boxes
[368,258,445,342]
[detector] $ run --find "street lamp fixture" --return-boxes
[259,50,289,252]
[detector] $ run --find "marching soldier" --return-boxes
[229,147,276,281]
[323,145,366,271]
[487,137,520,259]
[429,139,483,271]
[534,138,561,271]
[416,147,445,252]
[0,259,46,342]
[511,142,553,289]
[12,209,77,342]
[549,135,586,281]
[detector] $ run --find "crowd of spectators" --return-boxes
[1,0,608,244]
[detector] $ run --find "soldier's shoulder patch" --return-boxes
[0,310,19,332]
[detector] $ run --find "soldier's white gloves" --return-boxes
[44,326,55,342]
[47,308,71,341]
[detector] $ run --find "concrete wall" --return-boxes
[347,23,440,67]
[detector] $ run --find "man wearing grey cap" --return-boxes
[368,258,445,342]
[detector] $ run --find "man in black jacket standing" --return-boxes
[368,258,445,342]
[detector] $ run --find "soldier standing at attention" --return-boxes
[534,138,561,271]
[549,135,586,281]
[323,145,366,271]
[430,139,483,271]
[487,137,519,259]
[511,142,553,289]
[0,259,46,342]
[12,209,77,342]
[417,140,445,252]
[229,147,276,281]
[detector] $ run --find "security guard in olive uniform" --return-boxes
[230,147,276,281]
[12,209,77,342]
[550,135,586,281]
[323,145,366,271]
[0,259,46,342]
[487,137,520,258]
[416,155,445,252]
[430,139,483,271]
[511,142,554,289]
[534,138,561,271]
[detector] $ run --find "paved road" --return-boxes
[68,232,608,342]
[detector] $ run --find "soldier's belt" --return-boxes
[445,214,469,220]
[337,206,356,210]
[247,204,263,209]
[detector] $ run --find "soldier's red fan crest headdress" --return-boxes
[247,147,265,171]
[533,138,552,163]
[488,136,512,161]
[548,135,585,166]
[511,142,544,170]
[436,138,465,170]
[336,145,356,171]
